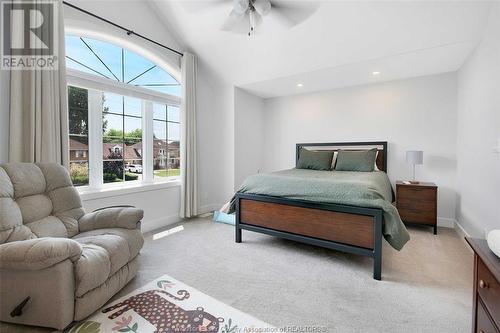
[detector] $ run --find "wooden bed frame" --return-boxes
[235,141,388,280]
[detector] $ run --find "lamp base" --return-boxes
[409,180,420,184]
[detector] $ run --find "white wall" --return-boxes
[196,61,235,210]
[262,73,458,225]
[0,69,9,163]
[81,185,181,233]
[456,4,500,237]
[234,88,265,189]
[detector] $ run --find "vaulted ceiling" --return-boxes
[150,1,494,97]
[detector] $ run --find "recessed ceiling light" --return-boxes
[372,71,381,76]
[297,83,304,87]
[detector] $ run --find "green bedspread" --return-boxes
[229,168,410,250]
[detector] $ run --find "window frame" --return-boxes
[67,68,181,191]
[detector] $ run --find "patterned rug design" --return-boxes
[66,275,271,333]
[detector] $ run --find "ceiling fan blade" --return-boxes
[221,10,264,35]
[253,0,271,16]
[221,10,249,33]
[268,0,320,27]
[232,0,249,15]
[180,0,231,14]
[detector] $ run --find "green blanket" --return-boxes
[229,169,410,250]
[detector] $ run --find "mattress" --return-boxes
[229,168,410,250]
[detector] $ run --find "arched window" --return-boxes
[66,35,181,188]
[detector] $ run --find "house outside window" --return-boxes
[65,35,181,188]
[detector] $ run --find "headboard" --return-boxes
[296,141,388,172]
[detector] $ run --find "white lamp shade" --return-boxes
[406,151,423,165]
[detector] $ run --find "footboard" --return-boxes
[235,193,383,280]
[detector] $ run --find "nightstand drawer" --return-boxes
[398,207,435,224]
[397,198,436,211]
[397,186,436,202]
[477,298,499,333]
[478,258,500,328]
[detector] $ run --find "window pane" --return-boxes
[124,96,142,117]
[103,139,123,160]
[129,65,180,97]
[154,120,167,140]
[168,106,180,123]
[103,136,123,185]
[124,50,155,83]
[82,37,123,81]
[124,116,142,138]
[124,160,142,182]
[68,85,89,186]
[167,168,180,177]
[124,137,142,182]
[103,93,123,115]
[68,86,88,136]
[168,122,180,142]
[153,103,167,120]
[66,36,112,79]
[69,134,89,186]
[168,142,180,172]
[153,139,168,179]
[70,162,89,186]
[103,160,124,183]
[70,135,89,161]
[103,113,123,137]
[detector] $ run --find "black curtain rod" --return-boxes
[62,1,184,57]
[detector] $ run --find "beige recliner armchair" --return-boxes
[0,163,144,330]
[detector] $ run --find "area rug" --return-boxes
[66,275,272,333]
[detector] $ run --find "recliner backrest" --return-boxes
[0,163,85,244]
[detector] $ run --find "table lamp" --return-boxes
[406,151,423,184]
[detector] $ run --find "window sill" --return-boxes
[78,179,181,201]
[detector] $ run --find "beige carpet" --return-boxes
[0,217,473,333]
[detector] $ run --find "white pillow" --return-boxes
[374,151,380,171]
[330,151,338,169]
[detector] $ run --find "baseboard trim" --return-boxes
[198,203,222,215]
[141,214,182,233]
[141,203,223,234]
[454,220,471,239]
[437,217,456,228]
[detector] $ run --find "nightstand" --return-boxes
[396,181,438,234]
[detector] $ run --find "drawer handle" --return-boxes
[479,280,489,289]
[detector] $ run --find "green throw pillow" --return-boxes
[335,148,378,172]
[297,148,334,171]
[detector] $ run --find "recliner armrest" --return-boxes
[78,207,144,232]
[0,238,82,271]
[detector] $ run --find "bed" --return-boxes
[231,141,409,280]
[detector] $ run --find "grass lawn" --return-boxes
[154,169,180,177]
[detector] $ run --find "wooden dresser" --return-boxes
[466,238,500,333]
[396,181,438,234]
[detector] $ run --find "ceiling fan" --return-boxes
[184,0,319,36]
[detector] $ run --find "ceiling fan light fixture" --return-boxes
[249,10,256,30]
